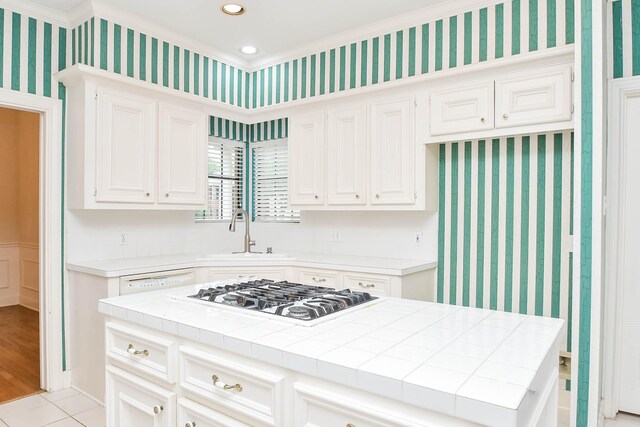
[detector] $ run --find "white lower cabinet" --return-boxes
[178,398,249,427]
[293,382,422,427]
[179,346,286,427]
[202,267,289,282]
[106,365,176,427]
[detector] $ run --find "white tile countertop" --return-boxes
[67,252,437,277]
[98,284,564,426]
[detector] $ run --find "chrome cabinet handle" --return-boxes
[212,375,243,392]
[375,194,380,199]
[146,192,151,197]
[314,195,318,199]
[165,193,169,197]
[503,113,509,119]
[480,117,486,123]
[185,423,196,427]
[355,194,360,199]
[347,424,356,427]
[153,405,163,414]
[358,282,375,288]
[127,344,149,357]
[312,277,327,283]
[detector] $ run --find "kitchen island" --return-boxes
[98,280,564,427]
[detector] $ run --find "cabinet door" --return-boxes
[96,87,157,203]
[158,104,207,206]
[429,81,494,135]
[106,365,176,427]
[495,65,572,128]
[370,96,415,205]
[289,112,325,205]
[327,104,367,205]
[179,398,250,427]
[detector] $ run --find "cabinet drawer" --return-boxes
[179,346,286,427]
[294,382,421,427]
[106,365,176,427]
[430,81,494,136]
[106,322,177,384]
[178,398,250,427]
[206,268,288,282]
[298,269,339,288]
[495,65,572,128]
[343,273,390,296]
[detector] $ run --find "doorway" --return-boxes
[603,78,640,419]
[0,106,41,402]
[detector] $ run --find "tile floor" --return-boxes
[0,389,105,427]
[605,413,640,426]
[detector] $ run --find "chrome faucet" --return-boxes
[229,208,260,254]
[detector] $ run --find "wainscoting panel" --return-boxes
[0,245,20,307]
[19,245,39,311]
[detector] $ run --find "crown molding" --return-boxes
[247,0,503,70]
[0,0,70,27]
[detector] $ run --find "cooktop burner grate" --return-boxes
[187,279,377,321]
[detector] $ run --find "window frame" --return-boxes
[195,136,247,223]
[250,138,300,224]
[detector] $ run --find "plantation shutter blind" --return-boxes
[196,138,244,222]
[252,140,300,223]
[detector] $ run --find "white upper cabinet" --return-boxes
[158,104,207,206]
[289,112,325,206]
[287,88,436,211]
[495,65,573,128]
[327,104,367,205]
[371,96,415,205]
[95,87,157,204]
[430,81,494,135]
[60,68,208,210]
[428,62,573,142]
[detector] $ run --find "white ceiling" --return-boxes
[26,0,447,65]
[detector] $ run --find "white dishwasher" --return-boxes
[119,268,197,295]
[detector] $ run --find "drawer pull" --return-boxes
[153,405,163,414]
[127,344,149,357]
[212,374,243,392]
[347,424,356,427]
[358,282,375,289]
[312,277,326,283]
[185,423,196,427]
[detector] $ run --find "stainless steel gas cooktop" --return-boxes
[187,279,378,321]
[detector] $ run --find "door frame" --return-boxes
[0,87,65,392]
[601,76,640,418]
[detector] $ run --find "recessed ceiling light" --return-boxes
[221,3,245,15]
[240,46,258,55]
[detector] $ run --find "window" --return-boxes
[196,138,245,222]
[252,140,300,223]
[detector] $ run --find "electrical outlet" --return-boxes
[119,232,128,246]
[414,232,424,245]
[329,229,342,242]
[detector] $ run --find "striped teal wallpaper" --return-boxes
[250,0,575,108]
[0,7,68,99]
[438,131,574,354]
[610,0,640,78]
[209,116,288,143]
[67,0,575,110]
[81,17,253,108]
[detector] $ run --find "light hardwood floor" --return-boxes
[0,305,41,403]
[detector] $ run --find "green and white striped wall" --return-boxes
[209,116,288,143]
[610,0,640,78]
[437,131,574,355]
[0,7,68,99]
[78,17,253,108]
[250,0,575,108]
[66,0,576,110]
